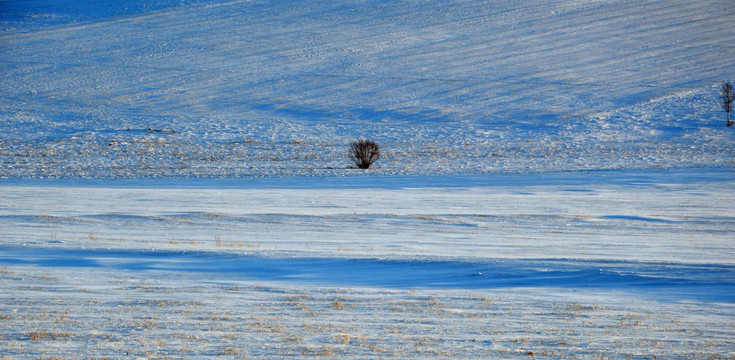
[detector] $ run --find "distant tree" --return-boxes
[349,138,380,169]
[720,81,734,126]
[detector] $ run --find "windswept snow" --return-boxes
[1,171,735,358]
[1,170,733,264]
[1,0,734,178]
[1,0,735,358]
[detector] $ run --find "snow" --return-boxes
[1,170,734,265]
[1,0,735,358]
[1,0,734,178]
[2,170,734,358]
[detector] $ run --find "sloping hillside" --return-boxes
[1,0,733,178]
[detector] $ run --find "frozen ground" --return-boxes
[1,0,735,358]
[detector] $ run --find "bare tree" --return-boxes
[721,81,734,126]
[349,138,380,169]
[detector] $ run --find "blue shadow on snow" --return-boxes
[1,247,734,303]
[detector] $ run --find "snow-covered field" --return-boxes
[2,171,734,358]
[1,0,735,358]
[1,0,734,178]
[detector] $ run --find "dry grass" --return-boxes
[2,280,734,359]
[26,331,73,341]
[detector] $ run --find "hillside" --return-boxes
[1,0,733,178]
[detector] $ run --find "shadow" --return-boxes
[1,246,733,302]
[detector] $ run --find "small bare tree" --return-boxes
[720,81,734,126]
[349,138,380,169]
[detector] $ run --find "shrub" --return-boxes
[721,81,734,126]
[349,138,380,169]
